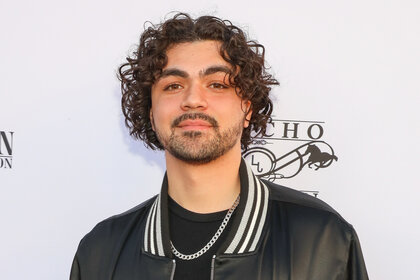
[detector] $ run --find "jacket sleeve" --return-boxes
[346,228,369,280]
[70,253,81,280]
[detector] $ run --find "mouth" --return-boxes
[172,113,218,131]
[177,120,213,130]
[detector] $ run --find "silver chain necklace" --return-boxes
[170,195,240,260]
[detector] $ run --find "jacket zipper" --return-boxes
[210,255,216,280]
[170,259,176,280]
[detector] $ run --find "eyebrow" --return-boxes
[157,65,232,80]
[200,65,232,76]
[159,68,188,79]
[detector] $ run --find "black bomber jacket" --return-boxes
[70,159,369,280]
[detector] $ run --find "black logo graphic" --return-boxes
[243,140,337,180]
[243,119,337,197]
[0,131,14,169]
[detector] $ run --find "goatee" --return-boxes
[155,112,243,164]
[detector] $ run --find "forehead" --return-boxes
[164,40,230,71]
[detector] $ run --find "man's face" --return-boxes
[150,40,252,164]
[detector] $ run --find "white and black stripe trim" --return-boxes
[144,194,166,257]
[143,197,156,253]
[238,175,262,253]
[225,163,256,253]
[224,162,268,254]
[249,181,269,252]
[155,193,165,256]
[143,158,269,257]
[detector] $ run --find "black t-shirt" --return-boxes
[168,196,236,280]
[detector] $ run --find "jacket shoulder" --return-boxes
[262,181,369,279]
[88,195,155,236]
[263,180,358,248]
[75,196,156,260]
[104,195,157,222]
[263,180,346,222]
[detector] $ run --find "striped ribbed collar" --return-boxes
[143,158,270,257]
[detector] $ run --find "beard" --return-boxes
[155,112,243,164]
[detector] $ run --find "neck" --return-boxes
[165,146,242,214]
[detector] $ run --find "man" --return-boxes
[70,13,368,280]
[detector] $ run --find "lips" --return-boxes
[177,120,213,130]
[172,113,218,130]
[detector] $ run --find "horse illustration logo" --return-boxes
[303,144,338,170]
[243,141,337,181]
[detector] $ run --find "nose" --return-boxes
[180,82,208,111]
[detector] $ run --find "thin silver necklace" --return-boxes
[170,195,240,260]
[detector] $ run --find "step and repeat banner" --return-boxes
[1,0,419,279]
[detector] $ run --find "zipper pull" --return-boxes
[170,259,176,280]
[210,255,216,280]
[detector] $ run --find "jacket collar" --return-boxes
[143,158,270,257]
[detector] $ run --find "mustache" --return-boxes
[172,113,218,128]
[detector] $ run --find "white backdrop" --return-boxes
[1,0,419,279]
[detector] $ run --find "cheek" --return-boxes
[150,101,176,129]
[150,109,164,130]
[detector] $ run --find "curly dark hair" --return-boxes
[119,12,279,151]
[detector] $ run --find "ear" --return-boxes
[150,110,156,131]
[243,100,252,128]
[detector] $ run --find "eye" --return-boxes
[163,83,183,91]
[209,82,229,89]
